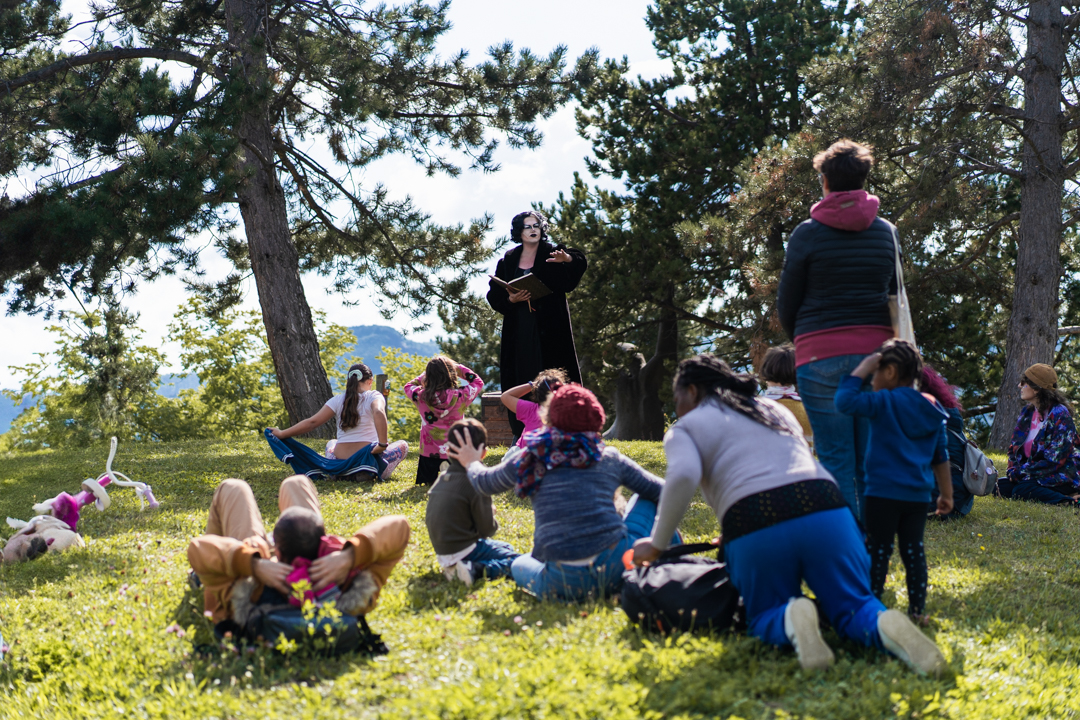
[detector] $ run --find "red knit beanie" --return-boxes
[546,384,606,433]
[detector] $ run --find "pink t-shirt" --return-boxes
[515,399,542,447]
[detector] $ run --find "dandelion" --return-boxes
[980,546,986,551]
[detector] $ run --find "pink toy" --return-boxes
[3,437,159,562]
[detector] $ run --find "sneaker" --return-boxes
[877,609,947,675]
[454,561,475,587]
[784,597,834,671]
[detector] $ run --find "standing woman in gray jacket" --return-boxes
[775,139,898,520]
[632,355,946,676]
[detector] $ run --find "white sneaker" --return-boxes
[455,561,475,587]
[784,598,834,671]
[877,609,947,676]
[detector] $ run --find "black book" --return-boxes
[489,273,552,301]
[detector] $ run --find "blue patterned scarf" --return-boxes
[515,428,605,498]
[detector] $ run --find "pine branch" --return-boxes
[2,47,225,94]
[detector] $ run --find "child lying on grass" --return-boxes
[187,475,410,639]
[425,419,521,586]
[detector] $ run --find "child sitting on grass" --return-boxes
[405,356,485,485]
[500,368,570,447]
[425,419,520,585]
[835,339,953,624]
[759,344,813,451]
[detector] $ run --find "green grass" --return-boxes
[1,439,1079,719]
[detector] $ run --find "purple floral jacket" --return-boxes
[404,364,484,457]
[1007,404,1080,487]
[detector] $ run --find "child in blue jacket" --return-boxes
[835,339,953,623]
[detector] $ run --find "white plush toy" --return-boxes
[3,437,158,563]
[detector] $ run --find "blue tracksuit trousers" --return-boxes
[725,507,885,649]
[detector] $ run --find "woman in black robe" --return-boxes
[487,211,588,437]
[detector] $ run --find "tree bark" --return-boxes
[606,301,679,441]
[225,0,333,436]
[988,0,1064,449]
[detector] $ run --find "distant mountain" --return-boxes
[343,325,439,374]
[0,325,438,434]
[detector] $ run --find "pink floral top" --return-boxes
[404,364,485,457]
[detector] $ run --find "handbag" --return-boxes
[947,428,999,496]
[620,543,743,634]
[887,224,917,345]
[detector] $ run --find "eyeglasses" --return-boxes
[522,223,541,230]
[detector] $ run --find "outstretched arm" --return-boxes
[501,383,534,413]
[271,405,336,439]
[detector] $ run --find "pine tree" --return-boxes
[0,0,597,434]
[543,0,856,438]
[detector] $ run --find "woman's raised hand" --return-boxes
[447,429,485,466]
[547,249,572,263]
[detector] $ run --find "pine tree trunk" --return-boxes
[225,0,333,436]
[989,0,1064,449]
[607,304,679,441]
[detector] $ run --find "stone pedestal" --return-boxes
[480,392,515,447]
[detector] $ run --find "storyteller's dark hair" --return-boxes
[813,139,875,192]
[674,354,795,436]
[921,365,962,410]
[341,362,374,430]
[273,507,325,564]
[759,344,797,387]
[510,210,549,244]
[448,417,487,451]
[421,356,459,408]
[1022,375,1072,415]
[530,368,570,406]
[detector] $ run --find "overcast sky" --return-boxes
[1,1,668,375]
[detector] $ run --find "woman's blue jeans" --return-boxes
[796,354,871,521]
[510,497,661,601]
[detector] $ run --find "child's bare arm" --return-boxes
[500,383,534,412]
[933,461,953,515]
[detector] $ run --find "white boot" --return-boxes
[784,598,834,671]
[877,610,947,676]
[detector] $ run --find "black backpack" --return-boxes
[620,543,744,634]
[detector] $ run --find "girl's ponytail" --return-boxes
[341,363,373,430]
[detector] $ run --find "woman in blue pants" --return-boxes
[633,354,946,675]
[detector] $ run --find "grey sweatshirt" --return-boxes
[649,398,835,549]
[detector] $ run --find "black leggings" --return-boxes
[864,496,929,616]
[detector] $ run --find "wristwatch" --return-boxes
[377,442,388,448]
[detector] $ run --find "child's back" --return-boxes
[425,461,497,557]
[836,376,948,502]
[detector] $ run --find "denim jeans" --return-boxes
[464,538,520,580]
[510,496,662,601]
[997,478,1078,505]
[725,507,885,649]
[796,354,871,520]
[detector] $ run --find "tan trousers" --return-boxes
[204,475,321,542]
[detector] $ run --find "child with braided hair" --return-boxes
[835,339,953,624]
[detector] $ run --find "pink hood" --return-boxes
[810,190,880,231]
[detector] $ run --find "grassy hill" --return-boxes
[1,439,1078,719]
